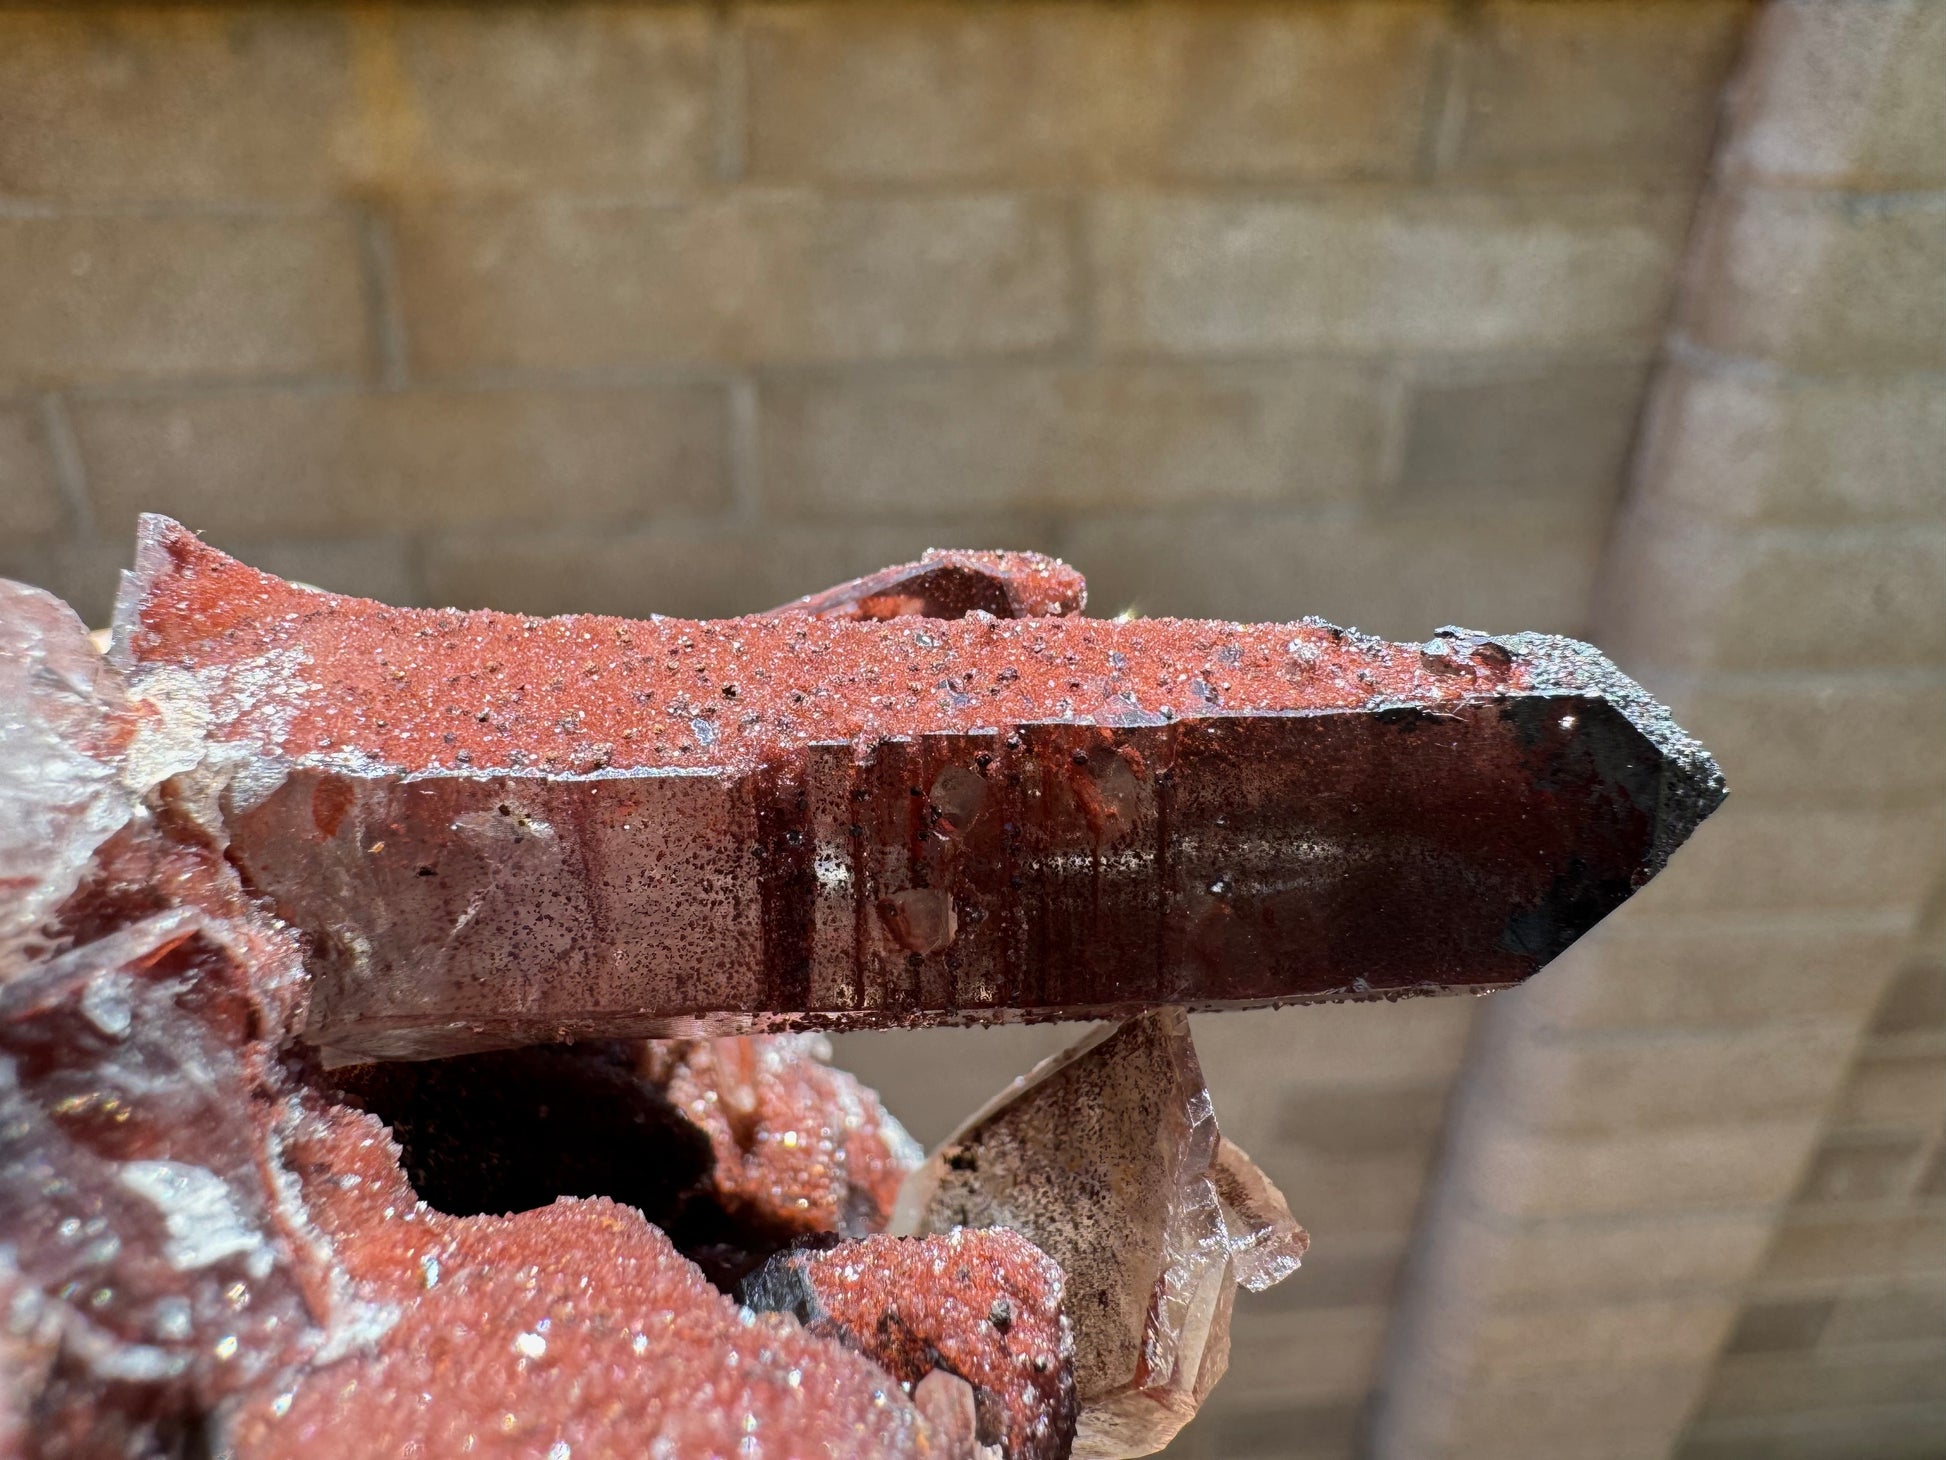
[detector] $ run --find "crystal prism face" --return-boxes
[895,1010,1308,1458]
[107,517,1721,1060]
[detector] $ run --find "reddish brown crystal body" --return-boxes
[1,527,1724,1458]
[112,519,1721,1060]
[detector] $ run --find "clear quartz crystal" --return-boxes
[0,583,136,967]
[1213,1135,1309,1291]
[894,1010,1307,1458]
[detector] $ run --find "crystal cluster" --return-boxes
[0,580,954,1454]
[0,525,1722,1456]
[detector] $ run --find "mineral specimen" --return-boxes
[896,1011,1307,1458]
[110,517,1722,1061]
[637,1033,922,1285]
[0,523,1724,1459]
[0,581,963,1456]
[325,1032,918,1291]
[220,1096,941,1460]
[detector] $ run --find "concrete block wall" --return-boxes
[1621,8,1946,1451]
[2,5,1938,1459]
[1681,893,1946,1460]
[0,0,1748,641]
[0,13,1751,1444]
[1373,2,1946,1457]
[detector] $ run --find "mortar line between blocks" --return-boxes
[360,209,412,392]
[1417,8,1472,183]
[39,393,94,539]
[728,374,762,523]
[714,3,748,186]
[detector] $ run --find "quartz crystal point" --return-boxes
[1,582,147,964]
[110,517,1723,1060]
[894,1010,1307,1458]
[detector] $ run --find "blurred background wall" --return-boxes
[0,3,1939,1457]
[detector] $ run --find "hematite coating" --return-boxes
[112,517,1724,1061]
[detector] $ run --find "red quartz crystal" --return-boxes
[1,521,1726,1458]
[111,518,1723,1060]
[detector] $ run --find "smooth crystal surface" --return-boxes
[894,1010,1308,1458]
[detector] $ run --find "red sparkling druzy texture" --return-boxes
[743,1230,1077,1460]
[764,548,1087,623]
[117,517,1504,773]
[224,1100,936,1460]
[643,1034,920,1246]
[0,584,965,1457]
[111,517,1722,1060]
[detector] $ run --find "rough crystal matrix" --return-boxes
[742,1228,1077,1459]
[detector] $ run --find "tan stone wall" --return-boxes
[1373,2,1946,1457]
[0,1,1749,638]
[1661,3,1946,1455]
[2,5,1939,1460]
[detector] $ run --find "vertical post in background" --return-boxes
[1372,2,1946,1456]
